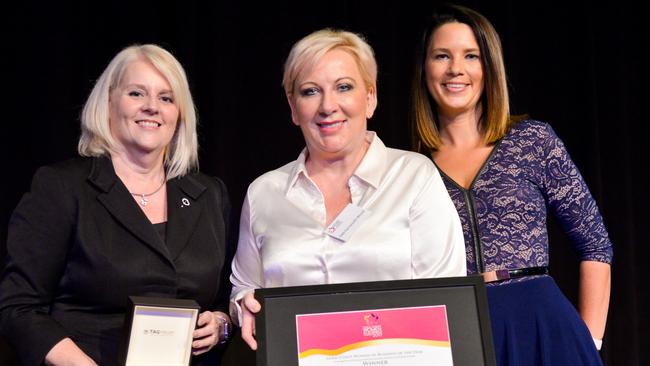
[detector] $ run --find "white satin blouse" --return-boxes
[230,132,466,322]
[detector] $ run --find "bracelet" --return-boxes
[217,315,231,344]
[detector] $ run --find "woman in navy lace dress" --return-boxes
[411,4,612,365]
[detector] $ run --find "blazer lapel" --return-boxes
[88,157,174,267]
[165,175,206,260]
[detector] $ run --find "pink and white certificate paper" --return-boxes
[296,305,453,366]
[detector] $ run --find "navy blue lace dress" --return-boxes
[435,120,613,366]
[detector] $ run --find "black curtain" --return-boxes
[2,1,647,365]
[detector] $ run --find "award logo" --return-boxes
[362,313,382,338]
[143,328,175,336]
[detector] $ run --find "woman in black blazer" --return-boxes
[0,44,233,366]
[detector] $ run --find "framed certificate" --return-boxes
[255,276,495,366]
[121,296,200,366]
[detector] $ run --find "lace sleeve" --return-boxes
[539,123,613,263]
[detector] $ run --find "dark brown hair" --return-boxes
[412,4,512,151]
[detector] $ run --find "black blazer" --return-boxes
[0,157,234,366]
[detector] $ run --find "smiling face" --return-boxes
[109,59,179,159]
[425,22,484,121]
[288,48,377,161]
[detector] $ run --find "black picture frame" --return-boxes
[255,275,495,366]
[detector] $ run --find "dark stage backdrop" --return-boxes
[2,1,647,365]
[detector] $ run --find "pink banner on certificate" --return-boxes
[296,305,450,356]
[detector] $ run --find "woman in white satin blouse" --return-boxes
[229,28,466,350]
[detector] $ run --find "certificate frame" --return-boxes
[255,276,495,366]
[120,296,200,366]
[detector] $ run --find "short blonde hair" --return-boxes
[282,28,378,96]
[412,4,512,151]
[78,44,198,179]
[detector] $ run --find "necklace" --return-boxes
[130,178,166,207]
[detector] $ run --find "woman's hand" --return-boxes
[240,291,262,350]
[192,310,231,355]
[44,338,98,366]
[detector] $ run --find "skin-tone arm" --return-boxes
[579,260,611,342]
[192,310,231,355]
[44,338,98,366]
[240,291,261,350]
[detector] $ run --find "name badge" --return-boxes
[325,204,368,242]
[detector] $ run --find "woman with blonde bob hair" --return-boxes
[230,28,466,351]
[0,44,233,365]
[411,4,612,365]
[79,44,198,179]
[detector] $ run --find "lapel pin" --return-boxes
[181,198,190,207]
